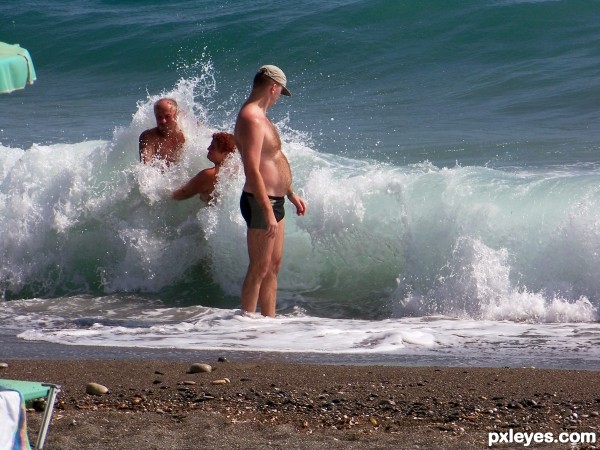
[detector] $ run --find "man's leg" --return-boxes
[257,220,285,317]
[241,226,277,314]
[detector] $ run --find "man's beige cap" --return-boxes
[259,65,291,96]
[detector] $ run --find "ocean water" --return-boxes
[1,0,600,368]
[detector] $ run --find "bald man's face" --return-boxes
[154,102,178,133]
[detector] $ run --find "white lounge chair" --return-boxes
[0,379,61,450]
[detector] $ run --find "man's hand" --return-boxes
[288,193,307,216]
[265,212,279,238]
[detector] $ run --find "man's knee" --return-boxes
[247,262,270,281]
[270,255,283,275]
[248,259,281,280]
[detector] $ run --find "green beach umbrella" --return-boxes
[0,42,36,94]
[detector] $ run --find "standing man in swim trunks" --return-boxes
[139,98,185,166]
[235,65,307,317]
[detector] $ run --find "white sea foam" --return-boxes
[2,296,599,369]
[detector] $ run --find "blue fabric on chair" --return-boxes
[0,381,50,402]
[0,42,37,94]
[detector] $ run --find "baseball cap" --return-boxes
[259,65,291,96]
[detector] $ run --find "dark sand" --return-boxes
[2,359,599,449]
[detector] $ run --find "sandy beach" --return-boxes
[2,358,599,449]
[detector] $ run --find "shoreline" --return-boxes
[2,359,599,449]
[2,331,600,370]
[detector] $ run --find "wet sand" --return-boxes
[2,358,599,449]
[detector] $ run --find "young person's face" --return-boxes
[207,140,228,164]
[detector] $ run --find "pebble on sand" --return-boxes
[86,382,109,396]
[189,363,212,374]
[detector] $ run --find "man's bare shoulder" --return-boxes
[139,127,159,141]
[238,103,265,123]
[235,105,264,142]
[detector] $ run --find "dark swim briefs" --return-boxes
[240,191,285,229]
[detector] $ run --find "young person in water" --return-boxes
[172,132,237,203]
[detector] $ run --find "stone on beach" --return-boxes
[86,382,109,395]
[189,363,212,373]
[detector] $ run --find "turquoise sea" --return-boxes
[1,0,600,368]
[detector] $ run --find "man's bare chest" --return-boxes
[261,120,282,157]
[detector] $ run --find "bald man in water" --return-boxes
[139,98,185,166]
[235,65,307,317]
